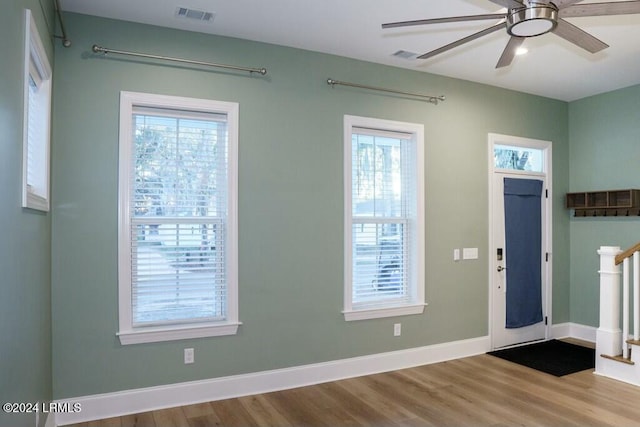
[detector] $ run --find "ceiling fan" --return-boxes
[382,0,640,68]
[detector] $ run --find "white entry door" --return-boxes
[489,134,551,350]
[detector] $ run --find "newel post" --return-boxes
[596,246,622,358]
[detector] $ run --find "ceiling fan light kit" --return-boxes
[507,3,558,37]
[383,0,640,68]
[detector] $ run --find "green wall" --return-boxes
[0,1,54,427]
[50,13,569,399]
[568,85,640,326]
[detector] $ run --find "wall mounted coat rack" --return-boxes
[566,189,640,217]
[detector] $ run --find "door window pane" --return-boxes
[494,144,543,172]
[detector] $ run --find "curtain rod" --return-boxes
[326,78,445,105]
[54,0,71,47]
[91,45,268,75]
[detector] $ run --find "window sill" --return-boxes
[343,303,427,321]
[23,191,49,212]
[118,321,241,345]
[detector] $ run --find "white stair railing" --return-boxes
[630,251,640,344]
[599,243,640,361]
[622,257,630,358]
[597,246,622,358]
[615,244,640,357]
[633,251,640,341]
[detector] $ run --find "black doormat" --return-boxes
[487,339,595,377]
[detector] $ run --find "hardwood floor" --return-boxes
[67,350,640,427]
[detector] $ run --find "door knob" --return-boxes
[497,266,507,272]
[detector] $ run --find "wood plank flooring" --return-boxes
[67,348,640,427]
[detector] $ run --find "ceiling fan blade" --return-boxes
[551,0,583,8]
[496,36,526,68]
[559,1,640,18]
[487,0,524,9]
[552,18,609,53]
[417,22,506,60]
[382,13,506,29]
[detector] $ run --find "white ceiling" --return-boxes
[59,0,640,101]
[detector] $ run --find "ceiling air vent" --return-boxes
[392,50,417,60]
[175,7,215,23]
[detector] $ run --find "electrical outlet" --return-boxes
[394,323,401,337]
[184,348,194,364]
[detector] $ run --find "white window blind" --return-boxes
[118,92,239,344]
[344,116,425,320]
[27,74,42,192]
[22,9,51,211]
[131,107,228,326]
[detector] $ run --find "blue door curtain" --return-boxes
[504,178,543,329]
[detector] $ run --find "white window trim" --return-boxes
[343,115,426,321]
[22,9,51,212]
[117,91,240,345]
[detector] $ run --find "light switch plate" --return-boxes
[463,248,479,260]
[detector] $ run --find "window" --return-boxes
[343,115,425,321]
[494,144,544,172]
[118,91,239,344]
[22,9,52,211]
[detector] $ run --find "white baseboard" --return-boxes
[54,335,490,426]
[551,322,596,343]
